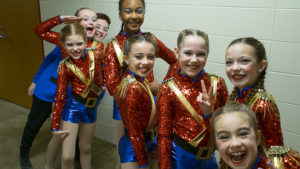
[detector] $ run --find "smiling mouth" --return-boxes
[86,27,94,33]
[232,74,245,81]
[229,151,247,165]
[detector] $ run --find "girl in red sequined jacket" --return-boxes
[157,29,228,169]
[211,103,300,169]
[116,35,158,169]
[52,23,103,169]
[225,37,283,148]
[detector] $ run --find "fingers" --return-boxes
[201,80,207,94]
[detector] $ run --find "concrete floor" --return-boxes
[0,99,117,169]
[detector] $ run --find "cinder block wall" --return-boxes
[39,0,300,151]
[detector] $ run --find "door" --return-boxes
[0,0,44,108]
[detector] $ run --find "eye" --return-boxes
[124,8,132,14]
[225,60,233,65]
[136,8,144,14]
[196,52,206,57]
[82,16,89,21]
[76,42,84,46]
[241,58,251,64]
[92,17,97,22]
[147,54,156,60]
[239,129,250,137]
[134,53,143,59]
[218,134,229,140]
[66,43,73,47]
[183,51,192,56]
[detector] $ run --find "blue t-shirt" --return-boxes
[33,46,62,102]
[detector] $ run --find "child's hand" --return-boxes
[27,82,36,97]
[52,130,69,139]
[197,79,213,116]
[147,79,159,96]
[60,16,82,24]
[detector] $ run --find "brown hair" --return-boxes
[226,37,267,104]
[97,12,111,25]
[60,23,87,45]
[74,7,93,17]
[177,29,209,53]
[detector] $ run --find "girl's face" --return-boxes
[78,9,97,39]
[64,34,86,60]
[225,43,266,91]
[214,112,260,169]
[94,19,109,41]
[124,41,155,78]
[176,35,208,79]
[119,0,144,34]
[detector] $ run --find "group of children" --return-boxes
[19,0,300,169]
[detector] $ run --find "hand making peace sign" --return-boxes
[196,79,213,116]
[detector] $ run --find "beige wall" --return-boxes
[39,0,300,151]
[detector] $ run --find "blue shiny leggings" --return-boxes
[118,135,157,164]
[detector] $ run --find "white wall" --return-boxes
[39,0,300,151]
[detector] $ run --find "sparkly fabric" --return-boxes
[157,71,228,169]
[62,97,99,123]
[104,32,177,96]
[116,71,156,167]
[235,87,284,148]
[171,141,218,169]
[34,16,68,58]
[51,53,103,131]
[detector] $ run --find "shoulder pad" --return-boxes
[207,73,219,78]
[162,77,175,84]
[59,56,70,65]
[143,32,153,37]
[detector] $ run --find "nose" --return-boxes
[141,57,149,64]
[232,62,240,70]
[190,54,198,63]
[230,136,242,148]
[131,11,138,19]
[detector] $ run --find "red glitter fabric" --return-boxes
[116,71,154,167]
[34,16,68,58]
[51,53,103,130]
[157,71,228,169]
[235,88,284,148]
[103,32,177,96]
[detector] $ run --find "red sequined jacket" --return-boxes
[116,71,155,167]
[104,32,177,96]
[34,15,103,59]
[157,71,228,169]
[51,53,103,131]
[235,87,284,148]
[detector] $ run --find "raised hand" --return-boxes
[147,79,159,96]
[60,16,82,24]
[196,79,213,116]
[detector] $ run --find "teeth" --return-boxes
[231,152,243,156]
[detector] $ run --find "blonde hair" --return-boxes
[60,23,87,45]
[177,29,209,53]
